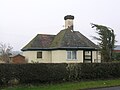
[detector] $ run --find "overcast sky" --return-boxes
[0,0,120,51]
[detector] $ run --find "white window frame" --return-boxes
[67,50,77,60]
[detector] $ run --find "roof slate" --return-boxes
[22,34,55,51]
[22,29,99,51]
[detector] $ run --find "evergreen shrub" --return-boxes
[0,63,120,85]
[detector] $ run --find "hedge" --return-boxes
[0,63,120,85]
[0,63,68,85]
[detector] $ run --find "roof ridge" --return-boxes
[50,29,66,47]
[59,29,68,47]
[38,34,55,36]
[75,31,98,48]
[21,34,39,50]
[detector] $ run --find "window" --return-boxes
[84,50,92,63]
[85,51,91,59]
[67,51,77,60]
[37,52,42,58]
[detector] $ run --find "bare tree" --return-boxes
[0,43,13,63]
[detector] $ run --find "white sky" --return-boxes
[0,0,120,51]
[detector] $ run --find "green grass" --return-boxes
[2,79,120,90]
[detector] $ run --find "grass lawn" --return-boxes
[2,79,120,90]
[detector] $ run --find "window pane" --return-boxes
[84,51,91,60]
[72,51,76,59]
[85,51,91,55]
[37,52,42,58]
[67,51,77,60]
[85,55,91,59]
[67,51,71,59]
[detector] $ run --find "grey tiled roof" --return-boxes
[22,29,99,51]
[22,34,55,51]
[50,29,98,48]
